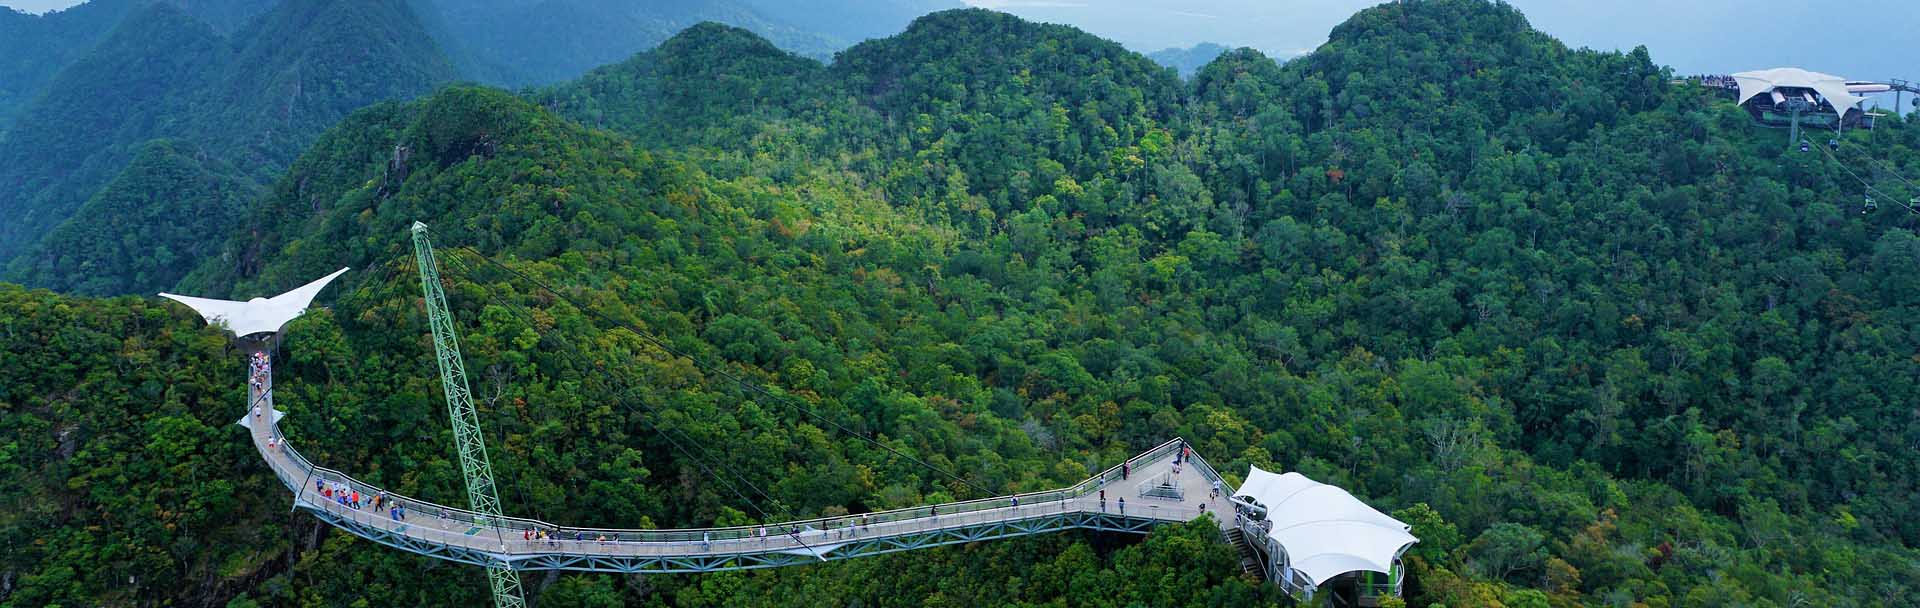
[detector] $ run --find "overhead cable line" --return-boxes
[1836,137,1920,192]
[1803,136,1913,213]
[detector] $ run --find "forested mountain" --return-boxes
[412,0,957,87]
[1149,42,1231,78]
[0,0,956,280]
[0,0,276,137]
[0,3,228,263]
[5,140,259,296]
[6,1,1920,607]
[0,0,456,277]
[0,0,131,138]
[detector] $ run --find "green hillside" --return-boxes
[0,0,457,275]
[0,0,278,138]
[4,1,1920,607]
[0,0,954,277]
[4,140,258,296]
[0,0,136,139]
[0,3,227,263]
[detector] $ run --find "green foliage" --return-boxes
[0,3,231,263]
[652,519,1281,607]
[0,0,139,139]
[0,285,284,605]
[6,140,261,296]
[0,0,457,271]
[7,1,1920,607]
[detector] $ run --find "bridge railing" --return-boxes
[545,437,1196,544]
[1183,445,1233,496]
[253,379,563,534]
[262,383,1203,548]
[276,437,561,533]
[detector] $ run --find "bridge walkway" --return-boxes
[241,343,1236,574]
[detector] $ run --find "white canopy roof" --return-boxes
[1732,67,1865,115]
[1236,467,1417,586]
[160,268,350,337]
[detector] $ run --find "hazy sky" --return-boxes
[962,0,1917,109]
[3,0,71,13]
[9,0,1915,105]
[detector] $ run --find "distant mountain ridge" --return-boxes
[410,0,959,87]
[0,0,278,136]
[0,0,962,285]
[1148,42,1229,78]
[0,0,457,287]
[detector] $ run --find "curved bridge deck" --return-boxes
[241,346,1236,574]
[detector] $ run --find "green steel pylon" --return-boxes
[411,222,526,608]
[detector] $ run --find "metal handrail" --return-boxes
[263,398,1195,544]
[552,437,1191,541]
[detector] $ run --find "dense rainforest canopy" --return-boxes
[4,1,1920,607]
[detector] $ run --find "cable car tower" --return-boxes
[412,222,526,608]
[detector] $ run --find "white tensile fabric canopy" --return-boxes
[1237,467,1417,586]
[160,267,350,337]
[1732,67,1865,115]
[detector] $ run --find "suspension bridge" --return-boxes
[172,224,1414,607]
[244,365,1231,573]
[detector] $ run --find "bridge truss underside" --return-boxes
[307,502,1174,574]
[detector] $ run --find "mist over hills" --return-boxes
[1149,42,1231,78]
[3,1,1920,607]
[417,0,959,86]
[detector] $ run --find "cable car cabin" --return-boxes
[1731,68,1876,131]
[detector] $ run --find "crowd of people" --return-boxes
[249,352,272,421]
[1696,74,1739,90]
[314,479,406,520]
[248,351,271,393]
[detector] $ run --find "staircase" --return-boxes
[1223,527,1265,580]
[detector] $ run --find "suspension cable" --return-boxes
[446,239,990,497]
[1836,137,1920,192]
[1807,136,1892,198]
[1804,136,1913,214]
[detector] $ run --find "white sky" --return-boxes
[2,0,77,13]
[11,0,1916,94]
[960,0,1918,87]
